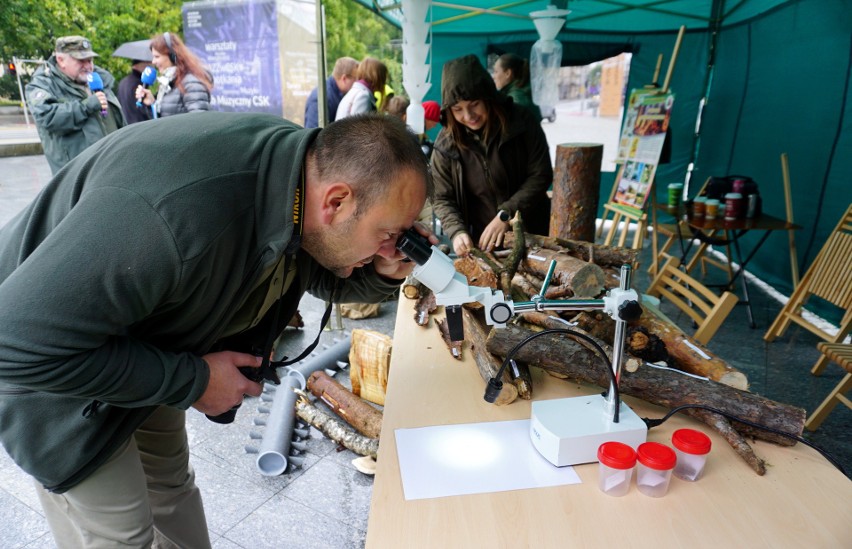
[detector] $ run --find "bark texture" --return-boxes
[550,143,603,242]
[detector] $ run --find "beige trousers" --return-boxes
[35,406,212,549]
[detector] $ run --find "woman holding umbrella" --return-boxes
[135,32,213,116]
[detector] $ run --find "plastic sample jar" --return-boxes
[692,196,707,217]
[597,442,637,497]
[671,429,712,481]
[724,192,744,220]
[705,199,720,219]
[636,442,677,497]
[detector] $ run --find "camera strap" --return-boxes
[257,168,338,378]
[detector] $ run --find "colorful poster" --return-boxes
[182,0,283,115]
[613,89,675,210]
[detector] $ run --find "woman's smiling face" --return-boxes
[450,100,488,131]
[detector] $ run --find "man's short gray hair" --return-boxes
[309,114,433,216]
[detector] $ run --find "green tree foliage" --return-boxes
[323,0,402,97]
[0,0,181,83]
[1,0,401,101]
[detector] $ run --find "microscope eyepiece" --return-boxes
[396,227,432,266]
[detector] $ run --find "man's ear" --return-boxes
[318,182,355,224]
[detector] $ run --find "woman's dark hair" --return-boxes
[445,97,508,150]
[497,53,530,87]
[151,33,213,94]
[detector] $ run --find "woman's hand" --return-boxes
[478,215,510,252]
[452,232,473,256]
[135,85,154,106]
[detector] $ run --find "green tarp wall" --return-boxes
[358,0,851,320]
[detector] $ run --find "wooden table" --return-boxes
[366,299,851,548]
[654,205,800,327]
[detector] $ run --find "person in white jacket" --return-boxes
[335,57,388,120]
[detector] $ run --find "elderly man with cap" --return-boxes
[26,35,125,174]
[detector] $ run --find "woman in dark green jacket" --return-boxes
[431,54,552,256]
[492,53,543,122]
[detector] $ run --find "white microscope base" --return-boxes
[530,394,648,467]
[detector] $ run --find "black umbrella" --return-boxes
[112,39,152,62]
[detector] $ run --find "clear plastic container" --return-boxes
[636,442,677,497]
[671,428,712,481]
[597,441,637,497]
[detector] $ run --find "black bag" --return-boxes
[703,175,762,216]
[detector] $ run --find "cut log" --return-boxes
[461,307,518,405]
[485,324,806,473]
[307,371,383,439]
[637,303,749,390]
[521,247,605,298]
[520,311,643,373]
[294,391,379,459]
[549,143,602,243]
[402,274,425,300]
[505,232,638,269]
[570,305,748,390]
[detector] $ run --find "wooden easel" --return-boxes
[600,26,685,258]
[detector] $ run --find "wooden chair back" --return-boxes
[805,343,852,430]
[645,257,739,345]
[764,203,852,374]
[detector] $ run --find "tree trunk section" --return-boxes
[307,371,383,439]
[550,143,603,243]
[637,303,749,390]
[522,247,605,298]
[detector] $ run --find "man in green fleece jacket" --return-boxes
[0,111,433,548]
[25,35,125,175]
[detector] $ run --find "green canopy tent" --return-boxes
[354,0,851,315]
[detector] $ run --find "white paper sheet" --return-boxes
[395,419,581,500]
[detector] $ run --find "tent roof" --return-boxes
[353,0,793,34]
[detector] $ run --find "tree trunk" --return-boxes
[307,371,383,439]
[485,324,806,473]
[521,247,606,298]
[550,143,602,242]
[402,274,425,299]
[462,307,518,405]
[570,305,748,390]
[637,303,749,390]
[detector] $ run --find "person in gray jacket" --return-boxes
[135,32,213,116]
[25,35,125,174]
[0,112,433,548]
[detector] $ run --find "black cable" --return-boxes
[485,328,621,423]
[642,403,848,478]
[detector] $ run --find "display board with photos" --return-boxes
[612,89,675,212]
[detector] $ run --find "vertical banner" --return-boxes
[613,89,675,210]
[183,0,293,116]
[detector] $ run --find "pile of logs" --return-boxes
[401,224,806,475]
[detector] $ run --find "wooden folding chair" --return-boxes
[764,203,852,374]
[645,257,740,345]
[805,343,852,430]
[600,202,648,250]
